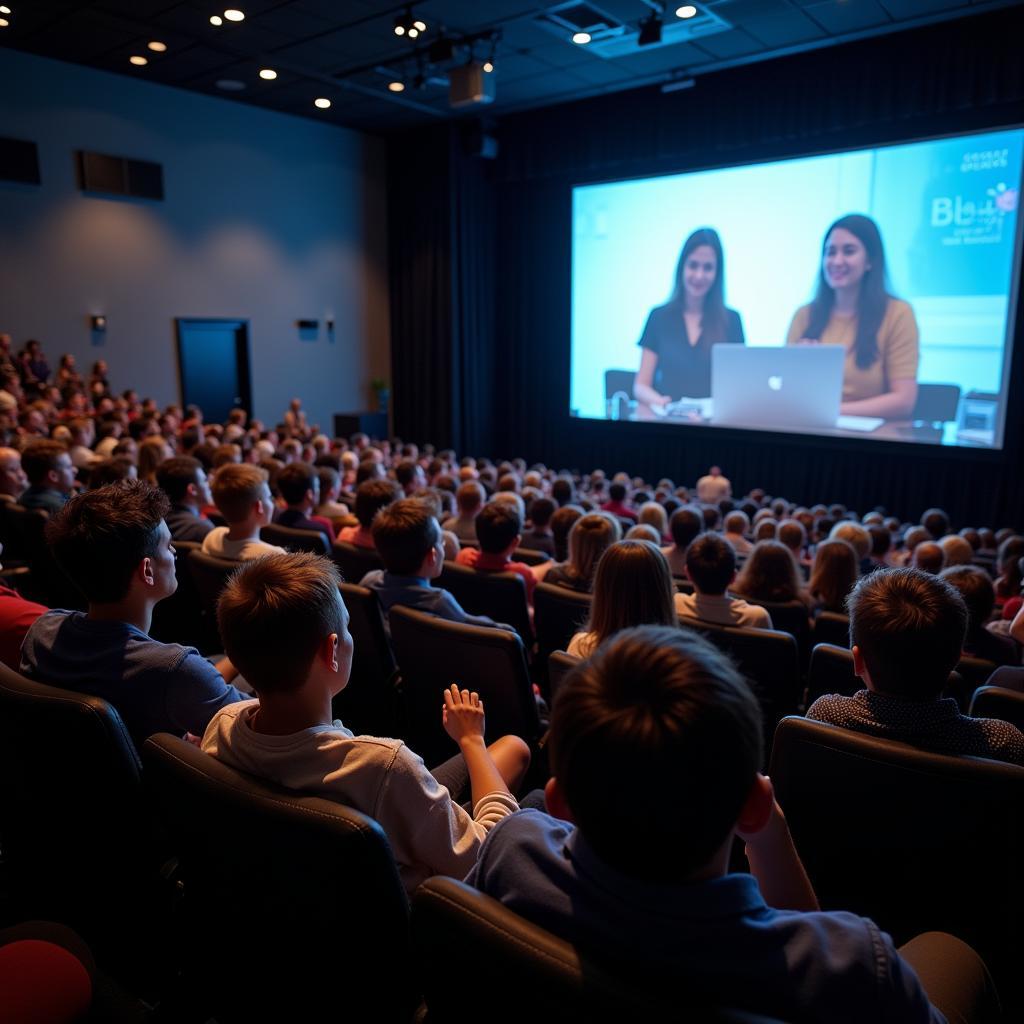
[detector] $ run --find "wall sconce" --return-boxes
[89,315,107,331]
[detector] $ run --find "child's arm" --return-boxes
[442,684,512,806]
[737,787,819,913]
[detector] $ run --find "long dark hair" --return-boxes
[670,227,728,345]
[804,214,891,370]
[585,540,677,644]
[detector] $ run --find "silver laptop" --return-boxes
[711,345,845,430]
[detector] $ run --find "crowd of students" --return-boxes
[1,337,1022,1021]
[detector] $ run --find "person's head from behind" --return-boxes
[829,521,870,560]
[354,477,402,531]
[455,480,485,518]
[527,496,555,532]
[921,507,950,540]
[753,519,777,542]
[586,542,676,645]
[138,434,173,482]
[356,459,385,486]
[567,513,622,586]
[217,552,351,700]
[547,626,764,880]
[607,481,628,504]
[685,533,736,596]
[669,506,703,551]
[551,504,584,563]
[46,480,175,606]
[156,456,211,511]
[637,501,667,539]
[733,540,801,603]
[723,510,749,538]
[316,466,340,506]
[777,519,806,556]
[939,565,995,638]
[808,538,858,612]
[277,461,319,511]
[0,446,27,497]
[395,459,426,496]
[89,456,137,489]
[551,477,575,507]
[22,439,76,493]
[671,229,728,342]
[868,525,891,561]
[475,501,522,558]
[211,464,273,529]
[912,541,945,575]
[372,498,443,578]
[625,523,660,544]
[848,568,966,700]
[938,534,973,568]
[902,525,930,555]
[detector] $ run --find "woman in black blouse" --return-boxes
[633,227,745,410]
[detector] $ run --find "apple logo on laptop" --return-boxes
[768,375,783,391]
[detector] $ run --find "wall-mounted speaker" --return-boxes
[76,150,164,200]
[0,137,41,184]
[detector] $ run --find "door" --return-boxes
[175,319,251,423]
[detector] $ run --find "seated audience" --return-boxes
[20,481,245,744]
[921,507,951,540]
[830,521,872,573]
[722,510,753,556]
[807,568,1024,765]
[202,464,285,561]
[636,501,668,544]
[550,504,584,563]
[543,513,621,594]
[0,540,47,668]
[600,481,637,523]
[0,446,27,501]
[156,456,215,543]
[550,476,575,508]
[443,480,485,545]
[137,434,173,485]
[912,541,945,575]
[468,624,979,1021]
[732,540,810,609]
[625,523,661,544]
[939,534,974,568]
[67,418,99,471]
[676,534,772,629]
[19,439,76,514]
[520,496,556,555]
[88,456,137,488]
[314,466,349,521]
[940,565,1017,667]
[567,541,677,658]
[994,536,1024,609]
[806,538,859,615]
[361,499,508,631]
[395,459,427,496]
[896,525,931,567]
[337,478,402,550]
[455,502,540,604]
[203,552,529,895]
[274,462,335,546]
[777,518,811,571]
[661,506,704,578]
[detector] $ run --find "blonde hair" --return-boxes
[567,513,622,586]
[637,501,668,538]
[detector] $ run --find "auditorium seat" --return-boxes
[969,685,1024,732]
[388,605,541,767]
[744,598,811,663]
[2,503,83,609]
[148,540,210,652]
[769,715,1024,1005]
[0,663,171,989]
[805,643,860,705]
[533,582,591,664]
[186,549,238,644]
[412,876,788,1022]
[142,733,414,1022]
[334,582,399,736]
[515,546,551,566]
[810,611,850,649]
[259,522,330,555]
[946,655,999,710]
[331,539,383,583]
[547,649,580,701]
[438,560,533,645]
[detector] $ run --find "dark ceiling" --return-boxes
[3,0,1021,134]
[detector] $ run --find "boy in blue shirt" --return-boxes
[468,625,997,1023]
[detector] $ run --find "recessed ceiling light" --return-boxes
[676,5,698,18]
[0,18,8,27]
[259,68,277,80]
[223,9,245,22]
[216,79,246,91]
[129,55,148,66]
[482,60,494,73]
[407,27,418,38]
[314,97,331,109]
[147,40,167,52]
[572,31,591,45]
[387,81,405,92]
[413,19,426,32]
[0,6,10,13]
[210,15,222,26]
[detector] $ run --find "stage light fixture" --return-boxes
[223,9,245,22]
[314,97,331,109]
[129,55,148,66]
[638,11,662,46]
[408,26,418,39]
[572,31,591,45]
[0,17,8,26]
[394,9,426,38]
[210,15,223,25]
[259,68,277,80]
[0,6,10,13]
[676,5,698,18]
[482,60,494,73]
[148,40,167,52]
[388,81,405,92]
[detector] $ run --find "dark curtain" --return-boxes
[389,8,1024,524]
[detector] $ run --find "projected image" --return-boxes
[570,127,1023,448]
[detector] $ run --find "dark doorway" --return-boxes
[175,319,251,423]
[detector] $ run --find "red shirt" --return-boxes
[337,525,375,549]
[455,548,537,604]
[601,500,637,522]
[0,584,47,670]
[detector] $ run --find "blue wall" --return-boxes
[0,48,390,432]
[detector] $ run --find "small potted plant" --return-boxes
[371,378,390,416]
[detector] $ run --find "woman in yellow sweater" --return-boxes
[787,214,919,420]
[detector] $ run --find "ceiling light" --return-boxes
[394,9,425,38]
[407,27,418,38]
[210,15,223,26]
[482,60,494,73]
[147,40,167,52]
[676,5,698,18]
[129,55,148,66]
[572,31,591,45]
[314,97,331,109]
[0,17,8,27]
[0,6,10,13]
[259,68,277,80]
[388,81,405,92]
[413,19,426,32]
[394,23,404,36]
[223,9,245,22]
